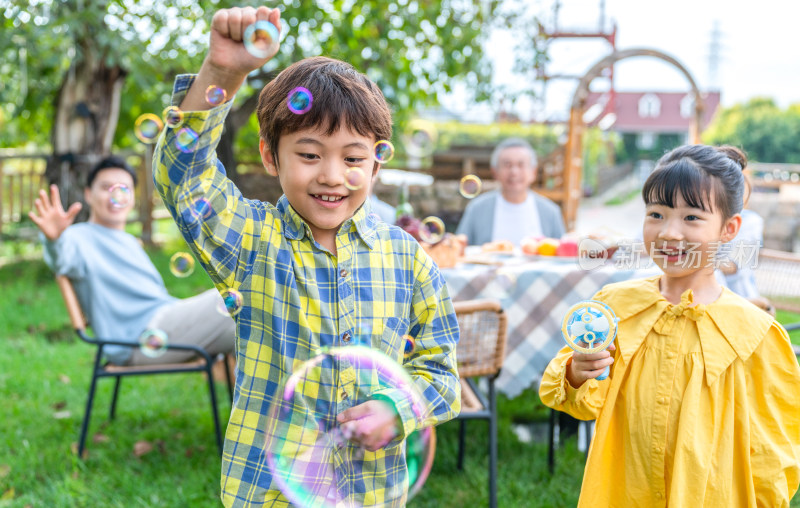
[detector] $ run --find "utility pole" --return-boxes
[707,20,722,91]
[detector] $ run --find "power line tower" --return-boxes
[536,0,617,123]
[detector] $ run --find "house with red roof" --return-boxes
[585,90,721,149]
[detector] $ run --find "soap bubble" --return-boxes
[217,288,244,317]
[243,20,279,58]
[175,126,199,153]
[134,113,163,144]
[407,427,436,500]
[287,87,313,115]
[169,252,195,278]
[403,119,438,158]
[344,166,366,191]
[190,197,213,220]
[162,106,184,128]
[459,174,482,199]
[108,183,132,208]
[419,216,446,244]
[374,140,394,164]
[205,85,227,106]
[138,329,168,358]
[265,346,431,507]
[403,335,415,357]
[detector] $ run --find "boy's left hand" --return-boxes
[336,400,402,452]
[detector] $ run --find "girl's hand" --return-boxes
[336,399,401,452]
[566,342,616,389]
[28,184,82,241]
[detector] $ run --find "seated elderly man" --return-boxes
[30,156,234,366]
[456,138,565,246]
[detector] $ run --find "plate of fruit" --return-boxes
[520,236,579,260]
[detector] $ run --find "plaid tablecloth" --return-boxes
[442,257,660,398]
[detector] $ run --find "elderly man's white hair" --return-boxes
[490,138,538,169]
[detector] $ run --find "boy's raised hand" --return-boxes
[337,400,402,452]
[566,342,615,389]
[207,6,281,76]
[181,6,281,111]
[28,184,82,241]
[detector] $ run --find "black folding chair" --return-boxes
[56,275,233,458]
[452,299,508,508]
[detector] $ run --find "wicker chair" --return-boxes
[754,249,800,356]
[452,299,508,508]
[56,275,233,458]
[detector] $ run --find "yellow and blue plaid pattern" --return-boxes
[153,75,460,507]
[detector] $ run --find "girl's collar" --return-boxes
[611,276,774,386]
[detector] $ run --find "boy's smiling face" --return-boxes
[261,126,377,250]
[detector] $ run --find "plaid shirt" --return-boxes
[154,75,460,507]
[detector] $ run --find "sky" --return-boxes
[441,0,800,123]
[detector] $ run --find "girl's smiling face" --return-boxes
[643,192,741,279]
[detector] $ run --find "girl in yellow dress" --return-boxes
[540,145,800,507]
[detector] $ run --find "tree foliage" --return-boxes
[703,97,800,163]
[0,0,212,150]
[1,0,506,163]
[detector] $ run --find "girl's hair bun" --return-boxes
[716,145,748,171]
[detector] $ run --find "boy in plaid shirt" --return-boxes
[153,6,460,507]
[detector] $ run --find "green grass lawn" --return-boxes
[2,236,799,507]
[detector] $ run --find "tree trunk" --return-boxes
[217,78,274,195]
[44,39,126,222]
[218,89,263,190]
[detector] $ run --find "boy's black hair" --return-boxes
[642,145,747,219]
[256,56,393,168]
[87,155,138,188]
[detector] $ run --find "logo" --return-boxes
[577,238,611,271]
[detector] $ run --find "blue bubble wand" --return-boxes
[561,300,619,380]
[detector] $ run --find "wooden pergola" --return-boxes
[561,48,705,230]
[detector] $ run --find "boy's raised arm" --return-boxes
[153,6,282,290]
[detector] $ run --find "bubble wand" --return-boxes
[561,300,619,380]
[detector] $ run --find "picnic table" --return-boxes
[441,254,660,398]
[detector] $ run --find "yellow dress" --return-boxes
[539,276,800,507]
